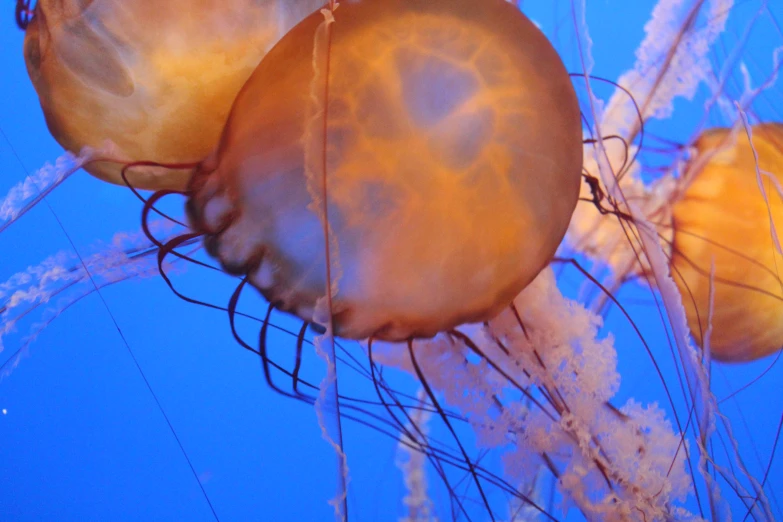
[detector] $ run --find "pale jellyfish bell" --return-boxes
[185,0,583,340]
[21,0,322,191]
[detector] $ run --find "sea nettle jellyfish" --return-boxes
[21,0,321,190]
[670,123,783,362]
[185,0,582,340]
[176,0,695,519]
[575,120,783,364]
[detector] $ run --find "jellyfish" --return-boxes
[669,123,783,362]
[185,0,583,341]
[21,0,322,191]
[178,1,703,518]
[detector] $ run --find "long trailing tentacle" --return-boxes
[366,338,475,522]
[407,338,496,521]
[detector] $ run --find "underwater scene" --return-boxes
[1,0,782,520]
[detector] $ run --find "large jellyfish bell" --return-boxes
[186,0,583,340]
[22,0,321,190]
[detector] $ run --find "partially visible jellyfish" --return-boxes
[669,123,783,362]
[564,0,783,364]
[185,0,583,340]
[575,119,783,362]
[22,0,322,190]
[559,0,783,517]
[568,41,783,363]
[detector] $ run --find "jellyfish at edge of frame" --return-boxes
[20,0,323,191]
[182,0,583,341]
[668,123,783,363]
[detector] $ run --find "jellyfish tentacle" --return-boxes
[255,300,307,401]
[406,338,496,521]
[290,321,309,397]
[366,337,476,522]
[119,161,195,227]
[15,0,34,30]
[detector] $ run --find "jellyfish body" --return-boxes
[187,0,583,341]
[671,123,783,362]
[22,0,322,191]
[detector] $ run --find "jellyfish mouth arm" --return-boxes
[0,147,101,235]
[371,269,700,521]
[565,0,738,284]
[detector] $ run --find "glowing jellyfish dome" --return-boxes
[22,0,321,190]
[671,123,783,362]
[186,0,583,340]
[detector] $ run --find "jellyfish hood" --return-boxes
[23,0,322,191]
[188,0,583,341]
[671,123,783,362]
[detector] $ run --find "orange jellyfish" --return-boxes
[670,123,783,362]
[185,0,583,340]
[22,0,321,191]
